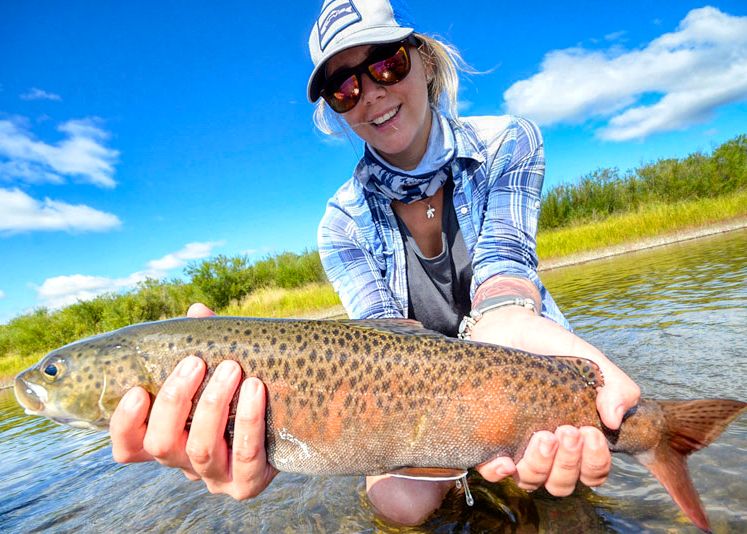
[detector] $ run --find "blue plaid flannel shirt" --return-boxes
[317,115,570,330]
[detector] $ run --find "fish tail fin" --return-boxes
[636,399,746,532]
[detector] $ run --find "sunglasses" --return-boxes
[321,37,419,114]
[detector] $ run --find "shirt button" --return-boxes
[534,200,541,210]
[460,206,469,215]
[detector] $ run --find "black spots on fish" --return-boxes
[349,376,358,388]
[83,365,91,373]
[316,368,327,382]
[271,370,279,382]
[373,367,383,380]
[160,368,168,381]
[450,379,460,393]
[249,360,258,372]
[306,367,313,378]
[570,384,580,393]
[510,368,518,379]
[117,365,124,373]
[309,350,318,363]
[350,359,359,371]
[316,392,325,407]
[344,332,353,342]
[244,329,251,336]
[395,399,403,412]
[523,371,533,381]
[325,349,334,362]
[365,362,373,374]
[529,393,537,403]
[296,358,305,368]
[76,375,82,383]
[562,392,570,403]
[242,349,249,358]
[261,328,268,335]
[344,394,353,408]
[230,341,238,353]
[222,335,229,342]
[295,334,303,343]
[363,343,371,354]
[322,336,330,345]
[330,363,338,376]
[471,377,482,388]
[279,327,287,335]
[283,361,291,379]
[186,336,193,344]
[452,351,463,362]
[273,392,280,402]
[313,332,320,341]
[278,343,287,354]
[252,343,261,354]
[551,379,559,387]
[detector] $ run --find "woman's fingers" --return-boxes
[579,426,611,487]
[513,431,558,491]
[542,426,582,497]
[185,360,242,484]
[143,356,206,469]
[110,387,154,463]
[227,377,278,499]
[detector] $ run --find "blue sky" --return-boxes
[1,0,746,323]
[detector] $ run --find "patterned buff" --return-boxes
[360,111,455,204]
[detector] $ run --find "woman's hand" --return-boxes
[470,305,640,496]
[109,303,277,499]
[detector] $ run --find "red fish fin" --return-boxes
[552,356,604,387]
[389,467,468,481]
[637,399,746,532]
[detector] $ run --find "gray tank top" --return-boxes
[395,179,473,337]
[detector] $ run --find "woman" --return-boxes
[110,0,640,526]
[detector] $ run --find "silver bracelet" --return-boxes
[458,295,537,340]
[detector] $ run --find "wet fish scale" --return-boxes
[14,316,747,531]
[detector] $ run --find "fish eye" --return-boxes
[41,361,64,381]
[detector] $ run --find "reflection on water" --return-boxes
[1,230,745,533]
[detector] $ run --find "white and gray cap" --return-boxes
[307,0,414,103]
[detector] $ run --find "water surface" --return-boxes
[1,230,745,533]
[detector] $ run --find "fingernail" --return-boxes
[539,436,555,457]
[243,377,262,398]
[122,388,141,411]
[177,356,200,377]
[561,430,581,449]
[494,458,514,477]
[215,361,237,381]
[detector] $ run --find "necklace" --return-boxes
[426,203,436,219]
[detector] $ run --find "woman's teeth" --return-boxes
[371,106,399,126]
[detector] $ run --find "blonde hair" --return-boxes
[312,32,468,136]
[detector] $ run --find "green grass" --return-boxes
[0,353,39,382]
[537,190,747,259]
[223,282,342,318]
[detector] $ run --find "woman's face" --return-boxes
[325,43,432,170]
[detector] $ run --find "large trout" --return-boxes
[14,317,746,531]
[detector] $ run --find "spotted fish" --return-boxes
[14,317,746,531]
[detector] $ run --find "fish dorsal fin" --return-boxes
[553,356,604,388]
[388,467,468,481]
[335,318,447,339]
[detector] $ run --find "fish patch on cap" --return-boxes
[316,0,362,51]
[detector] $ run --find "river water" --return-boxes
[1,230,745,533]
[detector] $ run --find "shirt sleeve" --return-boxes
[470,117,545,297]
[317,201,405,320]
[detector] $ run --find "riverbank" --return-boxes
[3,218,745,389]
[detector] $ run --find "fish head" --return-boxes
[14,332,148,430]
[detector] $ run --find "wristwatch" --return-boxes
[458,295,537,340]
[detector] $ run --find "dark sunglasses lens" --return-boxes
[369,46,410,85]
[326,74,360,113]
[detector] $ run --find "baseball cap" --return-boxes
[307,0,414,102]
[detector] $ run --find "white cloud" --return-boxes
[0,289,6,300]
[0,117,118,187]
[35,241,222,309]
[503,7,747,140]
[0,187,121,234]
[20,88,62,101]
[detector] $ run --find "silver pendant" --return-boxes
[426,204,436,219]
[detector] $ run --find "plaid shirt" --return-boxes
[317,115,570,330]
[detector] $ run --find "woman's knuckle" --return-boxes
[185,443,212,465]
[233,443,262,464]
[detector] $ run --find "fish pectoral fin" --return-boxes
[388,467,468,481]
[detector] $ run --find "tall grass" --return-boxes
[223,283,341,318]
[538,190,747,259]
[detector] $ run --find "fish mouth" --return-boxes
[14,373,46,413]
